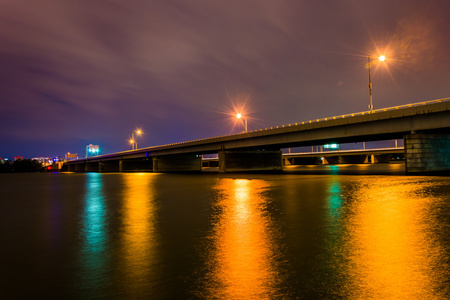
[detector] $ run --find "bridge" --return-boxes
[283,147,404,165]
[64,98,450,174]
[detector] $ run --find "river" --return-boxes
[1,168,449,299]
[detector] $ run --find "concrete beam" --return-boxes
[219,150,282,173]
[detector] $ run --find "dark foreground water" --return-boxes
[1,169,449,299]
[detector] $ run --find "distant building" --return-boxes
[32,157,53,166]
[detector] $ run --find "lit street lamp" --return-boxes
[130,129,142,150]
[368,55,386,113]
[236,113,247,132]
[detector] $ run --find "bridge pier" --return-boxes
[372,154,391,164]
[322,156,339,165]
[405,133,450,174]
[152,154,202,172]
[218,150,283,173]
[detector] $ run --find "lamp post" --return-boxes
[130,129,142,150]
[236,113,247,132]
[368,55,386,113]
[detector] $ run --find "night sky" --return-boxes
[1,0,450,159]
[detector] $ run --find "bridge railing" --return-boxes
[263,97,450,132]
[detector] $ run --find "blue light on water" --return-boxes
[80,173,108,292]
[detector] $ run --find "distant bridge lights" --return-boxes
[368,54,387,113]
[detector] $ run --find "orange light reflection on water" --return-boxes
[121,173,158,294]
[203,178,282,299]
[343,178,447,299]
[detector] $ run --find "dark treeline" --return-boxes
[0,159,43,173]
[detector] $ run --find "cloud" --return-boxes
[1,0,450,157]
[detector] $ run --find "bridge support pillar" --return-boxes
[218,150,283,173]
[405,133,450,174]
[152,155,202,172]
[373,154,390,164]
[322,156,339,165]
[284,157,292,166]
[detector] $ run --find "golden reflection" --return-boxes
[203,178,282,299]
[343,178,446,299]
[121,173,157,294]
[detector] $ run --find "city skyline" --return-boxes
[1,0,450,158]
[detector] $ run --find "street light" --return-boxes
[236,113,247,132]
[130,129,142,150]
[368,55,386,113]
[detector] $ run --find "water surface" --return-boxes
[0,172,449,299]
